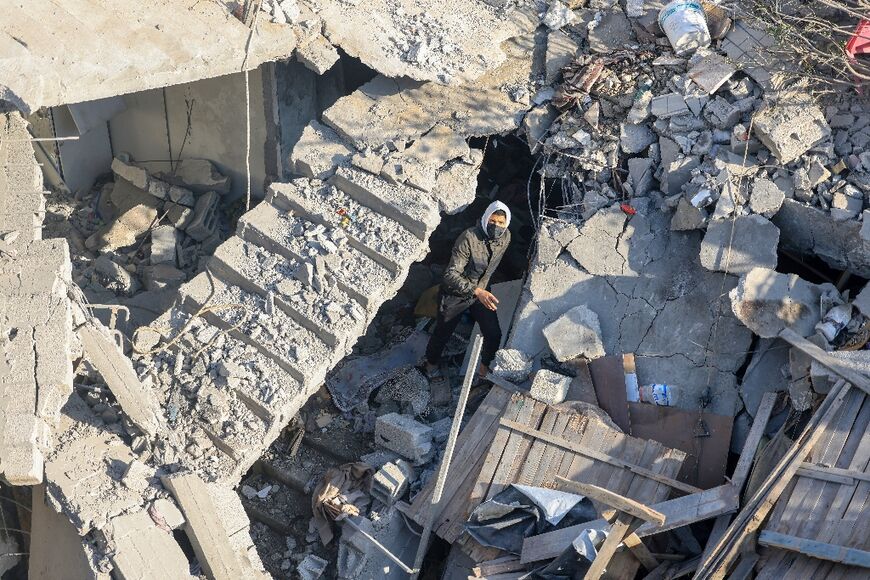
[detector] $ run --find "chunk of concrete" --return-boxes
[651,93,689,119]
[491,348,534,383]
[753,94,831,163]
[853,282,870,318]
[106,510,194,579]
[546,30,580,83]
[811,350,870,394]
[298,554,328,580]
[671,197,706,231]
[543,305,606,361]
[374,413,433,464]
[627,157,654,197]
[524,105,558,154]
[143,263,186,291]
[152,158,231,195]
[700,215,779,275]
[830,185,863,221]
[530,369,571,405]
[588,8,634,53]
[662,156,701,196]
[729,268,836,338]
[291,120,353,180]
[749,177,785,218]
[296,34,340,74]
[186,191,220,242]
[93,254,140,295]
[620,122,656,154]
[150,224,178,265]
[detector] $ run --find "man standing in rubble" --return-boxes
[423,201,511,382]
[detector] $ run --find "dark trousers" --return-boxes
[425,301,502,367]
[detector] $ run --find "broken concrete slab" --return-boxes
[700,215,779,275]
[106,510,194,579]
[739,338,789,417]
[291,120,354,180]
[588,8,634,54]
[150,224,178,265]
[753,94,831,163]
[773,199,870,279]
[524,104,558,154]
[651,93,690,119]
[146,158,232,196]
[854,283,870,318]
[162,472,255,580]
[86,195,159,252]
[620,122,656,154]
[542,305,606,361]
[730,267,836,338]
[627,157,654,197]
[671,198,706,231]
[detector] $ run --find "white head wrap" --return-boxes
[480,200,512,233]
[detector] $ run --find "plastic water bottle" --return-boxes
[658,1,711,56]
[639,384,681,406]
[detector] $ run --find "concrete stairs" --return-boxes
[136,166,443,486]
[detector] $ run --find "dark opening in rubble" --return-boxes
[777,249,869,295]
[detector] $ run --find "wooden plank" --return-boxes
[515,408,558,486]
[530,411,572,488]
[779,328,870,395]
[700,392,778,566]
[589,355,631,432]
[500,419,702,494]
[487,400,545,499]
[759,531,870,569]
[732,391,778,488]
[794,465,858,485]
[472,556,524,577]
[694,380,852,579]
[466,393,525,507]
[623,533,660,571]
[728,552,759,580]
[556,478,666,525]
[521,484,738,563]
[583,512,634,580]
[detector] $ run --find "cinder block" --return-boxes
[374,413,433,464]
[371,459,414,505]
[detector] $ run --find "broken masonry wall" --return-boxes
[109,66,274,201]
[507,208,753,417]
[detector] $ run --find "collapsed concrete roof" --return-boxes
[0,0,298,114]
[301,0,537,84]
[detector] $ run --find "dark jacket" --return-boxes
[439,225,511,320]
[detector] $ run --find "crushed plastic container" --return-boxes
[658,1,711,56]
[639,384,682,407]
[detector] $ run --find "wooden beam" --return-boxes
[693,380,852,579]
[727,552,759,580]
[797,462,870,485]
[556,478,666,525]
[758,531,870,569]
[699,391,777,567]
[623,533,660,570]
[779,328,870,395]
[522,484,739,564]
[472,556,524,577]
[501,419,702,494]
[584,513,634,580]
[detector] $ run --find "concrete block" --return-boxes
[371,459,414,505]
[298,554,328,580]
[142,263,186,291]
[291,120,353,180]
[151,498,186,529]
[165,202,193,229]
[754,94,831,163]
[530,369,571,405]
[671,197,706,231]
[704,96,741,129]
[750,177,785,218]
[700,215,779,275]
[374,413,432,464]
[543,305,606,361]
[730,268,836,338]
[651,93,689,119]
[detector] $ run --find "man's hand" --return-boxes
[474,287,499,311]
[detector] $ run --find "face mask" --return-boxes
[486,223,507,240]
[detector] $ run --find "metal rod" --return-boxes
[4,136,80,142]
[410,333,484,577]
[343,517,414,575]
